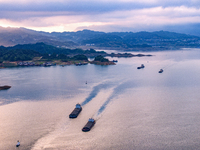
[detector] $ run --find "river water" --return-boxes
[1,49,200,150]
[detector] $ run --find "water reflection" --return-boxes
[1,49,200,150]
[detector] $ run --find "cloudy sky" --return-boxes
[0,0,200,33]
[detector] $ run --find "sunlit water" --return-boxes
[1,49,200,150]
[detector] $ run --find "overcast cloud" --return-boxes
[0,0,200,33]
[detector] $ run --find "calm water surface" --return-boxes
[1,49,200,150]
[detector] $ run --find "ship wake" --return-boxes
[31,118,70,150]
[93,80,137,119]
[81,81,113,106]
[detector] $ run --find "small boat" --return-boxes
[16,141,20,147]
[75,63,82,66]
[158,69,163,73]
[112,60,118,62]
[137,64,145,69]
[82,118,96,132]
[69,103,82,118]
[0,85,11,90]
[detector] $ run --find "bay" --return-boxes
[1,49,200,150]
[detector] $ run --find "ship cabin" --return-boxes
[76,103,81,108]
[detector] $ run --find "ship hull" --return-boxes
[69,108,82,118]
[82,121,95,132]
[0,85,11,90]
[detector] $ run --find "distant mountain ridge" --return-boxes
[0,27,77,47]
[0,26,200,50]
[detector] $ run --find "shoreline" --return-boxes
[0,60,115,68]
[0,52,153,68]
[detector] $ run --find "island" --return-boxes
[108,53,152,57]
[0,43,152,67]
[90,55,116,65]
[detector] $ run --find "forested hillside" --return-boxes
[0,43,106,62]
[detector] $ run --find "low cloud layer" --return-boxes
[0,0,200,33]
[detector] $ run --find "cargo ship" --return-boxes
[82,118,95,132]
[0,85,11,90]
[137,64,145,69]
[69,103,82,118]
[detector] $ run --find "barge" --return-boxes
[158,69,163,73]
[137,64,145,69]
[0,85,11,90]
[82,118,95,132]
[69,103,82,118]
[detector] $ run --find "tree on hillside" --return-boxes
[72,54,88,61]
[1,49,40,61]
[94,55,109,62]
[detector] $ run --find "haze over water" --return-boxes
[1,49,200,150]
